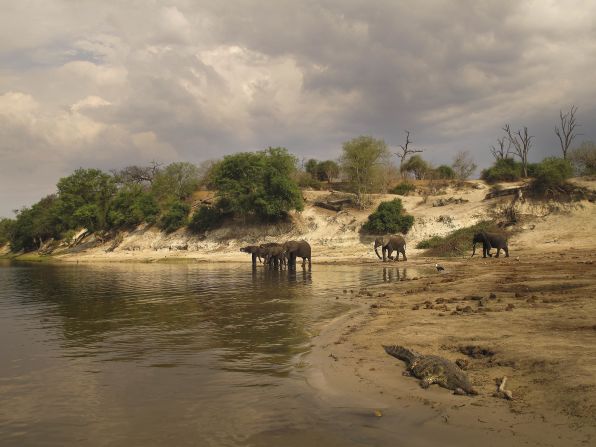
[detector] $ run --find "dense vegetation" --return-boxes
[0,130,588,253]
[362,199,414,234]
[210,147,303,221]
[416,221,499,257]
[480,158,523,183]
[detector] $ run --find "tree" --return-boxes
[504,124,534,177]
[151,162,200,202]
[555,105,581,160]
[318,160,340,183]
[305,159,319,178]
[9,195,63,251]
[112,161,162,186]
[0,218,15,245]
[158,200,190,233]
[210,147,303,220]
[108,184,159,227]
[452,150,477,180]
[434,165,456,179]
[400,155,430,180]
[394,131,423,178]
[569,141,596,175]
[490,136,511,161]
[341,136,390,204]
[56,168,116,231]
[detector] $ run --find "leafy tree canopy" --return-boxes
[151,162,200,202]
[210,147,303,220]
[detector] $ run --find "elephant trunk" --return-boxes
[374,243,383,260]
[471,242,477,257]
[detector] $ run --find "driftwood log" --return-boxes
[484,186,527,200]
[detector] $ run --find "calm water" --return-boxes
[0,261,427,446]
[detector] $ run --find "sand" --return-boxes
[308,249,596,446]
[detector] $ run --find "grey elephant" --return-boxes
[240,245,263,266]
[261,243,286,268]
[471,232,509,258]
[283,240,311,269]
[374,235,407,262]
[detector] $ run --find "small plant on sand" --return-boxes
[416,221,499,257]
[362,199,414,234]
[390,182,416,196]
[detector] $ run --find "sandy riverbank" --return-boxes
[307,250,596,446]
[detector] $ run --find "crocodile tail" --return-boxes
[383,345,415,363]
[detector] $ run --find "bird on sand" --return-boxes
[435,263,445,272]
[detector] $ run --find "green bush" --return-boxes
[480,158,523,183]
[417,221,498,257]
[531,157,573,191]
[158,200,190,233]
[211,147,303,221]
[189,206,225,233]
[362,199,414,234]
[415,235,443,249]
[109,185,159,228]
[390,182,416,195]
[0,218,15,245]
[434,165,456,179]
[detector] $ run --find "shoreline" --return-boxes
[305,250,596,446]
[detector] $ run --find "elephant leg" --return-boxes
[505,246,509,257]
[387,249,394,261]
[401,248,407,261]
[382,248,387,262]
[251,253,257,266]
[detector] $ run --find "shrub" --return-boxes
[569,141,596,176]
[480,158,522,183]
[109,185,159,228]
[434,165,456,180]
[415,235,442,249]
[362,199,414,234]
[0,218,15,245]
[531,157,573,192]
[401,155,431,180]
[417,221,498,257]
[390,182,416,195]
[158,200,190,233]
[188,206,225,233]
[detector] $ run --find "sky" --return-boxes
[1,0,595,217]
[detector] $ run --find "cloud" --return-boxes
[1,0,595,216]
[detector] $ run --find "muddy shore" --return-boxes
[308,250,596,446]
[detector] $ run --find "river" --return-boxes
[0,260,432,446]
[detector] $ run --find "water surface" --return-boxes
[0,261,427,446]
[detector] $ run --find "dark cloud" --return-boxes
[1,0,595,216]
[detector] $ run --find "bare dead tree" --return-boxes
[112,161,163,186]
[490,136,511,160]
[503,124,534,177]
[554,105,581,159]
[395,130,423,178]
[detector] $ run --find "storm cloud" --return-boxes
[1,0,595,216]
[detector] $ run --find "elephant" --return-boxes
[261,243,286,269]
[374,235,407,262]
[283,240,311,269]
[472,232,509,258]
[240,245,263,265]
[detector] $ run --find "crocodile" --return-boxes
[383,345,478,395]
